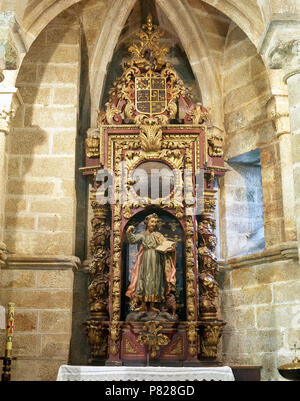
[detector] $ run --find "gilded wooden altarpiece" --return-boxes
[81,15,226,366]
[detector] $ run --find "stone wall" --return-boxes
[223,23,272,159]
[5,10,81,257]
[0,0,299,382]
[0,263,75,380]
[220,250,300,381]
[0,8,82,381]
[218,21,300,380]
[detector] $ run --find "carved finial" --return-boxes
[145,14,154,33]
[128,15,168,67]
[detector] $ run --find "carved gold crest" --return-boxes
[135,75,167,115]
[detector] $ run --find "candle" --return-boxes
[5,303,15,358]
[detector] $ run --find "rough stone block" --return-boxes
[5,198,27,213]
[273,281,300,304]
[18,86,51,105]
[37,215,74,232]
[0,270,36,288]
[37,64,79,84]
[223,60,251,95]
[14,310,38,332]
[46,27,80,45]
[4,231,74,255]
[0,288,72,309]
[7,179,56,196]
[225,38,258,69]
[16,63,38,84]
[225,76,270,112]
[231,267,258,289]
[53,87,78,106]
[11,333,40,357]
[5,215,36,230]
[37,270,73,289]
[36,360,65,381]
[41,334,70,359]
[25,44,80,64]
[29,197,74,215]
[10,128,50,155]
[8,156,21,177]
[24,106,77,129]
[39,311,72,333]
[22,156,76,180]
[250,55,267,77]
[222,306,255,330]
[52,131,76,154]
[256,261,300,285]
[256,304,300,329]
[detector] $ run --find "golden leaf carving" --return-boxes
[139,124,163,152]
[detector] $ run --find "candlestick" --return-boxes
[5,303,15,358]
[1,303,15,381]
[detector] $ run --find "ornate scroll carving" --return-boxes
[139,121,163,152]
[137,321,170,359]
[199,322,225,359]
[85,134,100,158]
[185,216,197,322]
[198,205,219,320]
[185,103,209,125]
[109,321,121,356]
[83,195,111,361]
[87,195,110,321]
[112,204,122,322]
[186,322,198,357]
[83,321,108,359]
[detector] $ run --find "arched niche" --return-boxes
[121,208,186,321]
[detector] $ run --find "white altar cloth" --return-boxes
[56,365,235,381]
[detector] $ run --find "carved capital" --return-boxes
[0,107,16,134]
[260,21,300,83]
[268,39,300,82]
[0,12,27,78]
[85,128,100,158]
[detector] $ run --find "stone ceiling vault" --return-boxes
[10,0,270,129]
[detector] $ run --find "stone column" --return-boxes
[261,26,300,259]
[0,11,24,264]
[264,94,297,245]
[0,84,22,263]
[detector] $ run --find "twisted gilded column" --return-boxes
[83,189,110,361]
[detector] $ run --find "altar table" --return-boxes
[56,365,235,381]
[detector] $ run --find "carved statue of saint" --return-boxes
[125,213,177,313]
